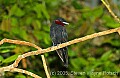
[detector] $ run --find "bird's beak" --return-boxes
[62,22,69,25]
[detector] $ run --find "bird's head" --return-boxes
[54,17,69,26]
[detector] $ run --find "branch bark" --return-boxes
[0,65,41,78]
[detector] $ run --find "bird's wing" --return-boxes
[56,27,68,67]
[50,25,68,67]
[61,28,68,42]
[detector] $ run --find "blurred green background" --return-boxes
[0,0,120,78]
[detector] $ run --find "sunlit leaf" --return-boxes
[11,27,20,35]
[0,55,4,61]
[15,74,26,78]
[102,15,120,28]
[11,17,18,26]
[82,7,103,22]
[70,57,88,69]
[0,45,16,49]
[33,4,42,18]
[19,29,28,40]
[100,50,112,61]
[41,3,50,19]
[42,25,49,32]
[68,50,77,57]
[2,54,19,63]
[32,20,41,30]
[10,4,25,17]
[0,49,11,53]
[25,17,33,25]
[33,30,43,40]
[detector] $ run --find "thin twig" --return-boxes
[41,55,50,78]
[11,68,41,78]
[101,0,120,23]
[117,28,120,35]
[12,51,40,67]
[0,65,41,78]
[0,38,41,50]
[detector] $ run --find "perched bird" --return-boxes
[50,17,69,67]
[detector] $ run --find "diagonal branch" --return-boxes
[0,65,41,78]
[11,68,41,78]
[101,0,120,23]
[0,38,41,50]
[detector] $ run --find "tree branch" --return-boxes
[101,0,120,23]
[41,55,50,78]
[0,38,41,50]
[0,39,50,78]
[0,65,41,78]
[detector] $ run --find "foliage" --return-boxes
[0,0,119,78]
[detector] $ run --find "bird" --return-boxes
[50,17,69,67]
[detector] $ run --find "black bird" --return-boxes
[50,17,69,67]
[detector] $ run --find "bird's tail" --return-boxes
[56,47,68,67]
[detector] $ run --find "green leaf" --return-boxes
[11,17,18,26]
[11,27,27,40]
[70,58,80,69]
[25,17,33,25]
[91,7,103,22]
[0,45,16,49]
[32,20,41,30]
[72,0,83,9]
[43,33,51,45]
[2,0,16,4]
[70,57,88,69]
[10,4,25,17]
[33,4,42,18]
[93,7,103,17]
[0,49,11,53]
[0,45,16,53]
[0,55,4,61]
[90,61,102,71]
[15,8,25,17]
[2,54,19,63]
[102,15,120,28]
[110,40,120,47]
[11,26,20,35]
[33,31,43,40]
[68,50,77,57]
[15,74,26,78]
[82,7,103,22]
[41,3,50,19]
[19,29,28,40]
[100,50,112,61]
[42,25,49,32]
